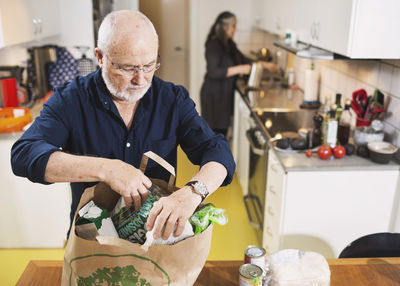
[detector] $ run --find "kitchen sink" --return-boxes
[255,110,317,138]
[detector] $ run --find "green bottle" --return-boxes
[335,93,343,122]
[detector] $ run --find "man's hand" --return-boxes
[146,186,202,240]
[103,159,152,211]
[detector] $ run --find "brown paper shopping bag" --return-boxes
[61,151,213,286]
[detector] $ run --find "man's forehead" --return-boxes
[108,43,158,64]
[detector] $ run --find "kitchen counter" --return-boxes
[235,78,400,172]
[17,258,400,286]
[236,78,304,112]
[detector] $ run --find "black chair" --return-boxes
[339,232,400,258]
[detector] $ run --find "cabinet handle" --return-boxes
[33,19,38,35]
[267,207,275,216]
[37,19,42,34]
[315,21,320,41]
[271,164,279,173]
[266,227,273,236]
[268,186,276,195]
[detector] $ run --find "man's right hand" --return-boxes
[102,159,152,211]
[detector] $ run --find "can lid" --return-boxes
[246,246,266,258]
[239,264,263,279]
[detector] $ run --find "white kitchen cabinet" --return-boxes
[252,0,295,36]
[0,0,60,48]
[263,149,400,258]
[232,91,251,195]
[0,134,70,248]
[261,0,400,59]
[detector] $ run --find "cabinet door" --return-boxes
[295,0,353,56]
[262,0,296,35]
[0,0,35,47]
[28,0,60,40]
[349,0,400,58]
[0,0,60,48]
[282,170,399,258]
[252,0,267,30]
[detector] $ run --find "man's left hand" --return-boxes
[146,186,202,240]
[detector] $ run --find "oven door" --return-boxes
[244,128,268,244]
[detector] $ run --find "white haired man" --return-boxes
[11,10,235,240]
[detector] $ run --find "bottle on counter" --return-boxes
[335,93,343,122]
[324,109,338,147]
[320,94,331,144]
[338,99,352,145]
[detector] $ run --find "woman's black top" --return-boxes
[200,38,251,131]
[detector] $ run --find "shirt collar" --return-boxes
[94,69,112,110]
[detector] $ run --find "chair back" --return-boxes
[339,232,400,258]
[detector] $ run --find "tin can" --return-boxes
[244,246,266,276]
[239,263,263,286]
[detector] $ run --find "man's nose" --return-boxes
[131,70,146,85]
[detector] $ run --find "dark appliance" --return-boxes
[244,121,268,245]
[28,46,58,99]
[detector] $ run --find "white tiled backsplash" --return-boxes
[235,28,400,147]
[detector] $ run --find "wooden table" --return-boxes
[17,258,400,285]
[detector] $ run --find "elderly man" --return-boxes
[11,10,235,241]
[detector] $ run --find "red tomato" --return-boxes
[317,145,332,160]
[305,150,313,157]
[333,145,346,159]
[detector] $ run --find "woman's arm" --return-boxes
[226,64,251,77]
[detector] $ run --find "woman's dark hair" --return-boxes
[205,11,236,47]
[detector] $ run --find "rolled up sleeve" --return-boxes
[11,90,71,184]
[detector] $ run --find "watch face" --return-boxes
[188,181,208,199]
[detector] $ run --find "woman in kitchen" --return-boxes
[200,11,279,137]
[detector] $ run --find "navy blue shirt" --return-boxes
[11,69,235,227]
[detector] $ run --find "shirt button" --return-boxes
[104,102,107,105]
[126,142,131,148]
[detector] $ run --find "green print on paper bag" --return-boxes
[76,265,151,286]
[69,253,170,286]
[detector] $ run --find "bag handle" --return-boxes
[139,151,175,192]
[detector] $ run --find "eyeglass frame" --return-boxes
[104,53,161,77]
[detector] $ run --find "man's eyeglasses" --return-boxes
[106,55,161,77]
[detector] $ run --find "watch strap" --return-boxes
[185,181,209,201]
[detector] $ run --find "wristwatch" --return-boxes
[185,181,209,201]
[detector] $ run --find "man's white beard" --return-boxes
[102,66,151,103]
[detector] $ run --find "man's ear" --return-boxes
[95,48,104,67]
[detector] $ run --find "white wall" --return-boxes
[113,0,138,11]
